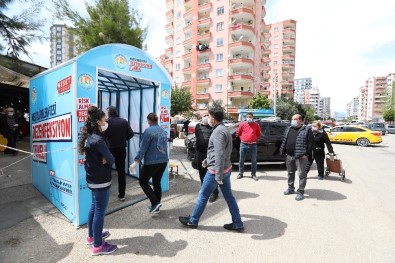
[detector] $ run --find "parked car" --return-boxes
[328,125,382,147]
[367,122,386,135]
[186,121,290,168]
[386,125,395,134]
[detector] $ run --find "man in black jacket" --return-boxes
[280,114,314,201]
[105,106,134,201]
[195,115,219,202]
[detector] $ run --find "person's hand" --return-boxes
[301,155,308,159]
[202,159,207,168]
[216,180,223,185]
[14,124,19,127]
[102,158,107,164]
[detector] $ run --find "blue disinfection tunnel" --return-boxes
[29,44,172,226]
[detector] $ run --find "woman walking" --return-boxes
[133,113,169,215]
[306,120,334,180]
[79,106,117,256]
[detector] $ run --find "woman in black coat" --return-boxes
[306,121,334,180]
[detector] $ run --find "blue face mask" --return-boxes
[291,120,298,127]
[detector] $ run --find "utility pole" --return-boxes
[273,73,278,116]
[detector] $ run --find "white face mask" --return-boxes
[101,122,108,132]
[8,112,14,116]
[312,127,318,131]
[247,117,253,123]
[202,117,208,124]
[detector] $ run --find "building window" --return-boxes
[56,27,62,32]
[274,52,278,57]
[274,35,278,41]
[176,36,181,44]
[217,6,224,15]
[216,38,224,46]
[216,68,223,77]
[274,27,279,32]
[216,53,223,62]
[176,50,181,57]
[176,11,181,18]
[215,84,223,92]
[273,61,278,65]
[176,24,181,32]
[56,50,62,55]
[175,64,180,71]
[177,0,181,6]
[274,44,278,49]
[175,76,180,84]
[216,22,224,31]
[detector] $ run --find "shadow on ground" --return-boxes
[305,189,347,201]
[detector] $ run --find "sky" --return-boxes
[4,0,395,113]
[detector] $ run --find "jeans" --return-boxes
[239,143,258,175]
[196,151,219,196]
[286,155,309,194]
[139,162,167,206]
[88,187,110,247]
[189,169,243,228]
[110,147,126,198]
[306,151,325,177]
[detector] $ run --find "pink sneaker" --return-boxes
[91,241,118,256]
[86,230,110,245]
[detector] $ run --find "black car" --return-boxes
[187,121,289,168]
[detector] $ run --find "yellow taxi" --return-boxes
[328,125,382,147]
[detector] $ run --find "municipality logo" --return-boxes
[78,74,94,90]
[114,54,127,69]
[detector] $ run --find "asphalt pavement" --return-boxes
[0,136,394,262]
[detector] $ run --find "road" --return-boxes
[0,135,394,262]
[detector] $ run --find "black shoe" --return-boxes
[283,188,295,195]
[318,176,324,180]
[251,175,258,181]
[209,193,219,203]
[179,216,198,229]
[295,192,305,201]
[149,203,162,215]
[118,195,125,201]
[223,223,244,232]
[237,173,243,179]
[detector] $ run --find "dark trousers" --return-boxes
[196,151,219,196]
[4,130,17,154]
[286,155,309,194]
[110,147,126,198]
[139,162,167,206]
[306,151,325,177]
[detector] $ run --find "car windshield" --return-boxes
[372,123,384,128]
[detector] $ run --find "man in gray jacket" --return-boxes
[179,106,244,231]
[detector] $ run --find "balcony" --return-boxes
[166,10,174,22]
[229,41,254,50]
[165,22,173,34]
[196,93,210,99]
[182,80,192,87]
[165,59,173,66]
[198,17,211,27]
[183,37,192,47]
[283,26,296,32]
[230,7,255,17]
[263,65,270,71]
[262,74,270,79]
[184,0,192,9]
[166,0,173,9]
[183,9,193,19]
[197,32,211,41]
[229,24,254,34]
[183,23,192,33]
[263,58,271,63]
[182,67,192,73]
[229,58,254,67]
[229,74,254,81]
[197,77,211,84]
[281,80,294,86]
[197,63,211,70]
[198,1,212,12]
[227,107,241,114]
[228,90,254,98]
[165,35,173,45]
[282,63,295,69]
[165,47,173,56]
[182,52,192,60]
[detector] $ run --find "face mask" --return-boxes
[8,112,14,116]
[247,118,253,124]
[101,122,108,132]
[202,117,208,124]
[312,127,318,131]
[291,120,298,127]
[208,119,213,126]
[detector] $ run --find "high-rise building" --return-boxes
[262,19,296,100]
[50,24,78,67]
[346,96,359,119]
[294,77,312,104]
[164,0,267,116]
[304,87,320,113]
[317,97,331,119]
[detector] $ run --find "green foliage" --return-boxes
[383,108,395,122]
[248,93,270,109]
[211,99,224,109]
[275,98,314,122]
[314,115,321,120]
[54,0,146,53]
[170,87,192,117]
[0,0,46,59]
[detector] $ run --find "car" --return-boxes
[367,122,386,135]
[387,125,395,134]
[187,120,290,168]
[328,125,382,147]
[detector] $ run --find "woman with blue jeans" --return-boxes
[133,113,169,216]
[79,106,117,256]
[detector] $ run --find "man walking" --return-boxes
[280,114,314,201]
[105,106,134,201]
[195,114,219,203]
[236,112,261,181]
[179,106,244,231]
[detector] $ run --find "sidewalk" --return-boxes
[0,138,394,262]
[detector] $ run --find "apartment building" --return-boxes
[317,97,331,119]
[346,96,359,119]
[304,87,320,113]
[294,77,312,104]
[50,24,78,67]
[262,19,297,100]
[164,0,267,115]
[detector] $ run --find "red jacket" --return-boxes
[237,122,261,143]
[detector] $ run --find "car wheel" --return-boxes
[356,138,370,147]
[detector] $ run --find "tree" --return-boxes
[0,0,45,59]
[54,0,146,53]
[383,108,395,122]
[314,115,321,120]
[211,99,224,109]
[170,87,192,117]
[248,93,270,109]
